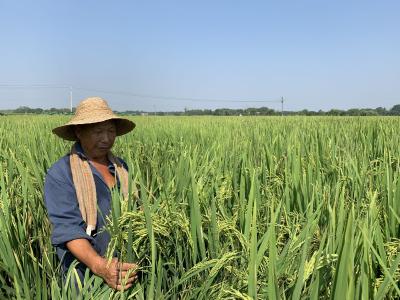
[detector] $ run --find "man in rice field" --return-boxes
[44,97,138,290]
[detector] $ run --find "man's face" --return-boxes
[75,120,117,160]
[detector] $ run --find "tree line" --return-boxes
[2,104,400,116]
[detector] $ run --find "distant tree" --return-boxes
[307,110,320,116]
[258,107,275,115]
[245,108,259,115]
[299,109,309,115]
[327,109,345,116]
[48,108,57,114]
[347,108,361,116]
[33,108,43,114]
[390,104,400,115]
[214,108,233,116]
[375,107,387,115]
[362,109,378,116]
[15,106,32,113]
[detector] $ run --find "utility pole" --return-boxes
[69,87,73,113]
[281,96,284,116]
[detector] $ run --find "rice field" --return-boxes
[0,115,400,299]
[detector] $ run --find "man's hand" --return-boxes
[66,239,138,291]
[93,257,138,290]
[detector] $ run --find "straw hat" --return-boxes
[52,97,135,141]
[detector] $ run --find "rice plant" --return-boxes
[0,115,399,299]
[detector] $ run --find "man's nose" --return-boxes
[100,132,110,143]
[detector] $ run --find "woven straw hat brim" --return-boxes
[52,96,136,141]
[52,116,135,141]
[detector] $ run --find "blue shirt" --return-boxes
[44,142,127,281]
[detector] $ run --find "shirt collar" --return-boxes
[74,142,87,159]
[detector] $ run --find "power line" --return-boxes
[0,83,282,104]
[73,86,281,103]
[0,84,69,89]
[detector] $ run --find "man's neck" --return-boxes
[79,143,109,165]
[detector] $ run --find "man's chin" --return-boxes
[97,148,111,155]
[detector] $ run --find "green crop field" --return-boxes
[0,115,399,299]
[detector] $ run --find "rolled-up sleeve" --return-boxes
[44,172,94,249]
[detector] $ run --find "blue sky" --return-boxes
[0,0,399,111]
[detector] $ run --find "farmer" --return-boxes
[44,97,138,290]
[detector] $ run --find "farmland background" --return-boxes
[0,115,400,299]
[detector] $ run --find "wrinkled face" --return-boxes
[74,120,117,160]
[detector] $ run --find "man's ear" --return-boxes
[74,125,82,140]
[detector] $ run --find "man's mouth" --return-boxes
[98,146,110,151]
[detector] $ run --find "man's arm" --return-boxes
[44,169,138,291]
[66,239,138,290]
